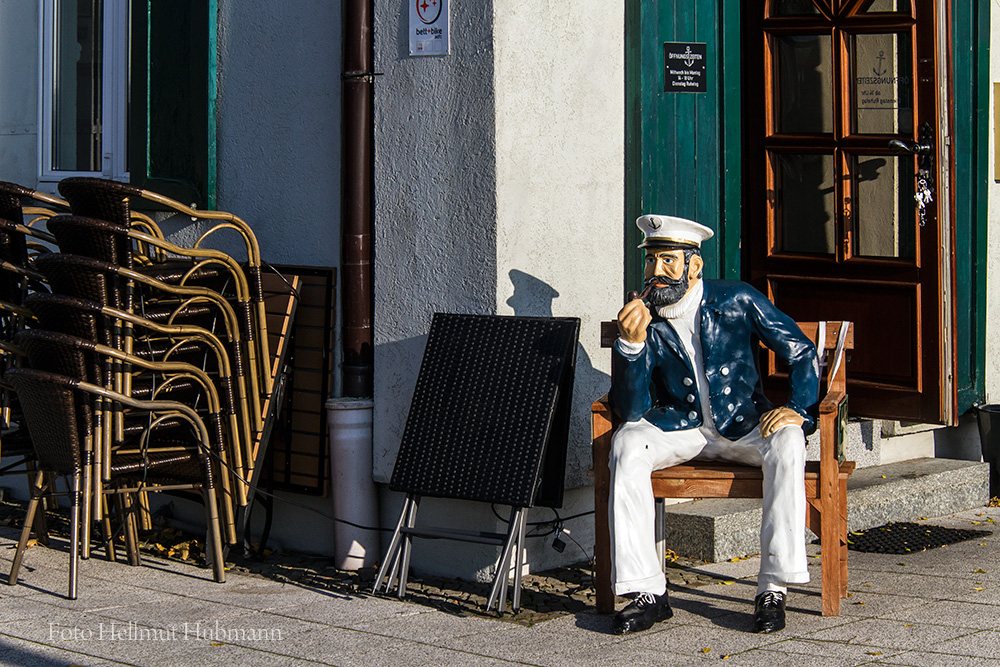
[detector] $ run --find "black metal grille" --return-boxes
[847,522,991,554]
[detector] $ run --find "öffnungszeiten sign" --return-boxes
[663,42,707,93]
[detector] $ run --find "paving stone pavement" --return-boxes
[0,503,998,665]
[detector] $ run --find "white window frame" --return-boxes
[38,0,129,191]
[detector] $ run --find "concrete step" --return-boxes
[661,457,990,563]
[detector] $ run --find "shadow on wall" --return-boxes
[507,269,610,489]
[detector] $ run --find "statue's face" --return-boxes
[643,248,703,307]
[644,249,687,282]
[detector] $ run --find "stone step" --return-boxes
[661,457,990,563]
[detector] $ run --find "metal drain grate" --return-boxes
[846,522,991,554]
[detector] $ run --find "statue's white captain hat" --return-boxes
[636,214,714,249]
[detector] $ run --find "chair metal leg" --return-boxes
[101,493,116,562]
[115,493,141,567]
[68,474,80,599]
[24,462,49,547]
[8,471,47,587]
[202,486,227,583]
[81,450,93,560]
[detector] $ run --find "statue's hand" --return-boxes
[616,298,652,345]
[758,406,805,438]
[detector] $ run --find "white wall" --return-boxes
[494,0,621,489]
[986,3,1000,403]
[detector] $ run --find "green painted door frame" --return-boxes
[625,0,988,414]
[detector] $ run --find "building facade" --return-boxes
[1,0,998,581]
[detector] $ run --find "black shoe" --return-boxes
[612,591,673,635]
[752,591,786,633]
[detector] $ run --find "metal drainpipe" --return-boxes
[341,0,374,398]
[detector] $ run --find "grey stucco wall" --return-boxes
[215,0,342,269]
[372,0,498,481]
[0,1,40,187]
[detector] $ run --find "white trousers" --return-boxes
[609,419,809,596]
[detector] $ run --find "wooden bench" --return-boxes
[592,320,855,617]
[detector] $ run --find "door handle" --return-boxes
[889,122,935,227]
[888,138,932,155]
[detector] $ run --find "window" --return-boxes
[40,0,129,182]
[39,0,216,208]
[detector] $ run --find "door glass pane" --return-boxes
[851,32,914,135]
[858,0,910,14]
[772,153,836,255]
[774,35,833,134]
[773,0,823,15]
[52,0,103,171]
[852,154,915,259]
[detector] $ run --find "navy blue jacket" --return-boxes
[610,280,819,440]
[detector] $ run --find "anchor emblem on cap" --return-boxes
[648,217,662,230]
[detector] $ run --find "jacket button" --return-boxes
[686,394,695,403]
[735,415,744,423]
[728,403,735,411]
[721,367,730,376]
[680,419,688,427]
[688,411,698,420]
[683,377,694,386]
[723,387,731,395]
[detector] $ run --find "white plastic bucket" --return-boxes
[327,398,379,570]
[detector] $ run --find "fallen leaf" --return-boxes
[972,521,983,525]
[974,587,984,591]
[918,517,928,521]
[854,600,865,605]
[701,647,711,653]
[719,581,736,585]
[211,642,225,646]
[974,569,987,574]
[880,475,887,479]
[722,656,730,660]
[868,652,883,656]
[904,624,913,627]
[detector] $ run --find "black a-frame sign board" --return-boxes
[374,313,579,612]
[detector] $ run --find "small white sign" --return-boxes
[409,0,449,56]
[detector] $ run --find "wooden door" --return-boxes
[743,0,954,424]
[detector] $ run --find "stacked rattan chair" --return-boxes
[6,365,226,599]
[0,177,287,597]
[0,182,65,542]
